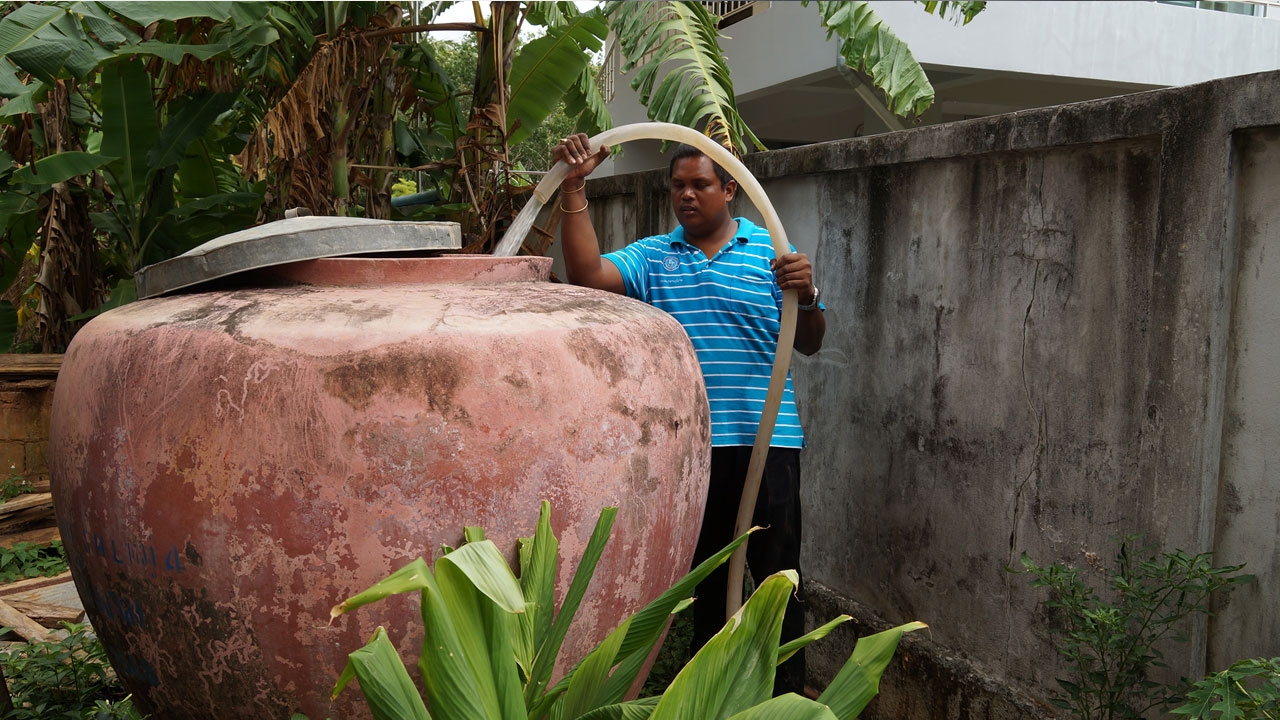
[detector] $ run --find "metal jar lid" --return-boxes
[135,215,463,299]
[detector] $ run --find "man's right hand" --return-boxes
[553,133,610,188]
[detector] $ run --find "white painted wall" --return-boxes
[866,1,1280,86]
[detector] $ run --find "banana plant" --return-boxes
[238,1,612,250]
[0,2,283,349]
[330,502,925,720]
[608,1,986,154]
[1,0,986,350]
[606,1,763,156]
[808,1,988,118]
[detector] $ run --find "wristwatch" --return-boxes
[798,285,820,311]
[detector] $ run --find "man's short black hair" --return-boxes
[669,144,734,188]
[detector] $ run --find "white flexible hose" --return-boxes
[494,122,797,621]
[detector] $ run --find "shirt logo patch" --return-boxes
[662,255,680,272]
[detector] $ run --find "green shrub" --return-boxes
[1020,535,1253,719]
[1173,657,1280,719]
[0,541,68,585]
[330,501,924,719]
[0,623,144,719]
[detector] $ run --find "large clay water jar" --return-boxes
[49,220,711,719]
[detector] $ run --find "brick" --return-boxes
[0,385,54,441]
[24,440,47,478]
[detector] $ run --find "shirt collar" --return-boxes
[668,217,758,249]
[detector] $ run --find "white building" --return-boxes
[600,0,1280,174]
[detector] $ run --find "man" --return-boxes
[553,134,825,696]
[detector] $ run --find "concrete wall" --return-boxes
[572,70,1280,716]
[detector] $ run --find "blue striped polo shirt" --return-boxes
[604,217,807,448]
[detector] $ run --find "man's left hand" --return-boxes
[771,253,817,306]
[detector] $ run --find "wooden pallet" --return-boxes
[0,489,81,643]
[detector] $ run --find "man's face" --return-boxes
[670,155,736,236]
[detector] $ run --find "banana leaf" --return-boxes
[99,59,157,207]
[70,278,135,321]
[403,40,466,159]
[166,192,261,220]
[606,1,763,155]
[0,65,29,99]
[726,694,840,720]
[575,696,661,720]
[98,2,235,26]
[0,4,110,82]
[506,11,608,146]
[525,506,619,709]
[778,614,852,666]
[810,1,935,117]
[0,4,64,57]
[146,92,238,170]
[816,620,928,719]
[515,502,559,684]
[0,88,39,117]
[116,40,232,64]
[7,40,73,85]
[526,2,584,27]
[333,627,432,720]
[551,617,632,720]
[529,527,755,717]
[432,542,526,720]
[647,571,797,719]
[563,62,612,138]
[72,4,139,46]
[11,151,113,187]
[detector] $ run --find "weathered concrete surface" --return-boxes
[807,582,1053,720]
[575,70,1280,713]
[1211,126,1280,667]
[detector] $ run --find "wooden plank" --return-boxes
[0,354,62,378]
[0,526,59,547]
[0,571,72,596]
[16,479,51,494]
[0,598,56,642]
[0,493,53,517]
[0,512,54,537]
[2,578,81,612]
[0,379,54,391]
[4,599,81,626]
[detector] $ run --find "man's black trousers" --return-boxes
[689,445,805,697]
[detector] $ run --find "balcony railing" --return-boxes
[1156,0,1280,18]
